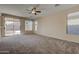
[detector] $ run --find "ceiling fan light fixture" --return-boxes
[32,10,36,13]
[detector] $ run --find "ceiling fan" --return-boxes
[26,5,41,15]
[26,4,60,15]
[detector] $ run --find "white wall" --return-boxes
[36,5,79,43]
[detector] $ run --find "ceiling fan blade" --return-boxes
[26,9,32,11]
[29,12,32,14]
[36,11,41,13]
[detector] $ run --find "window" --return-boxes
[67,12,79,35]
[25,20,33,31]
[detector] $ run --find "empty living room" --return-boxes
[0,4,79,54]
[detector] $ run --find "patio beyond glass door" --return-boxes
[5,17,20,36]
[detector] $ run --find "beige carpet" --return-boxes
[0,34,79,54]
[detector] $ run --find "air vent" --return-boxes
[54,4,60,7]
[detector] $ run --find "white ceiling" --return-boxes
[0,4,78,19]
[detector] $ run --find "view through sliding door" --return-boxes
[5,17,20,36]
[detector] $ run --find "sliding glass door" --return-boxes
[5,17,20,36]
